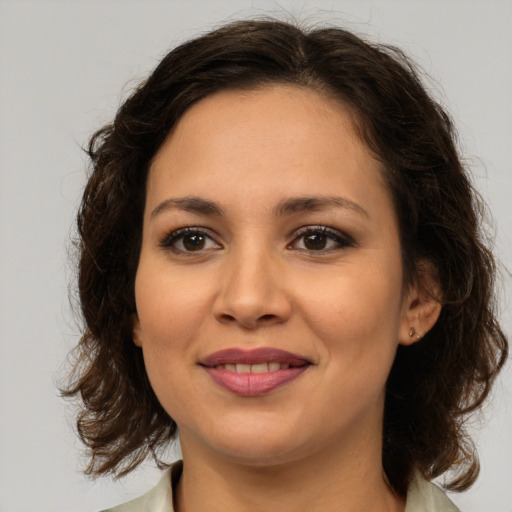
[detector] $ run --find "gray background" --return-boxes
[0,1,510,511]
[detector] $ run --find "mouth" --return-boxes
[199,348,311,396]
[209,361,296,373]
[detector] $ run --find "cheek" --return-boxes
[296,260,404,376]
[135,261,211,345]
[135,281,205,424]
[303,267,402,335]
[133,265,210,400]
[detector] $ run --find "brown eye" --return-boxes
[182,233,206,251]
[289,226,354,252]
[303,233,327,250]
[161,228,221,254]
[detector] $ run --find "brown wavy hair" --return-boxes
[63,19,508,496]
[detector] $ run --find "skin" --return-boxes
[133,85,441,512]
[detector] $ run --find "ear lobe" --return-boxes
[132,315,143,347]
[399,261,442,346]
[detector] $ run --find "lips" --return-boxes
[200,348,311,396]
[201,348,309,367]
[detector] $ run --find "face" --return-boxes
[133,85,419,467]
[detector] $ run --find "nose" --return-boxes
[212,247,292,330]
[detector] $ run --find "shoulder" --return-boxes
[101,461,182,512]
[100,461,461,512]
[405,472,461,512]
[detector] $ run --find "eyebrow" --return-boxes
[273,196,369,219]
[150,194,369,220]
[150,196,225,219]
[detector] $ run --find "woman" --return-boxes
[64,19,508,512]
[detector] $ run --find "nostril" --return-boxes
[219,313,237,323]
[213,288,292,328]
[216,312,279,330]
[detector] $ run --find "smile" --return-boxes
[214,362,292,373]
[200,348,311,396]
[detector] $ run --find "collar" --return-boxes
[104,460,460,512]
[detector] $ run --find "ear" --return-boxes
[132,315,143,347]
[399,260,442,346]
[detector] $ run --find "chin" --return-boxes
[215,442,305,468]
[190,420,310,467]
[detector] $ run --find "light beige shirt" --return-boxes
[104,461,461,512]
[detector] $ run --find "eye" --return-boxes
[160,227,221,253]
[289,226,354,252]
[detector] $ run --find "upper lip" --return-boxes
[200,348,311,367]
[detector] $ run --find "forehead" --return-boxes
[156,85,363,152]
[147,85,390,216]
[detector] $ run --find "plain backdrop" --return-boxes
[0,1,510,511]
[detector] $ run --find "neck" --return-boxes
[174,431,405,512]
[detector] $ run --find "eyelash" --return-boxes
[159,225,355,255]
[288,226,355,253]
[160,227,220,254]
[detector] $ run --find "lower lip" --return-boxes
[204,366,309,396]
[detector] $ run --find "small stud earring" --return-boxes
[409,327,421,340]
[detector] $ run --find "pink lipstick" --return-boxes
[200,348,310,396]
